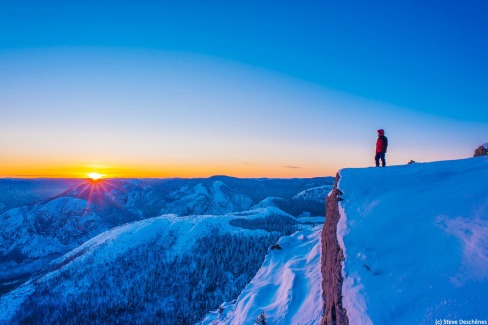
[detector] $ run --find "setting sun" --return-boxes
[87,172,103,180]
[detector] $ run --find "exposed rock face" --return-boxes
[473,144,488,157]
[321,174,349,325]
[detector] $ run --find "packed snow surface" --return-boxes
[337,157,488,324]
[201,225,323,325]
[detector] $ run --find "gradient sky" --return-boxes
[1,0,487,178]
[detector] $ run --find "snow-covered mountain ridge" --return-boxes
[2,156,486,324]
[0,176,332,324]
[0,176,332,295]
[322,156,488,324]
[0,208,314,324]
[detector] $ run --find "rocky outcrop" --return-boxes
[473,144,488,157]
[321,173,349,325]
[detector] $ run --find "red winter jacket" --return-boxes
[376,129,388,153]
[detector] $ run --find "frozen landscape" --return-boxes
[0,176,331,324]
[1,155,488,324]
[2,0,487,323]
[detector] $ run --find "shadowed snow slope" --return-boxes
[201,225,323,325]
[0,208,305,324]
[337,156,488,324]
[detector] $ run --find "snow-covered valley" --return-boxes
[0,176,331,324]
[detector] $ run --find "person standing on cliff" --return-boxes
[375,129,388,167]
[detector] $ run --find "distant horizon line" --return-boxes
[0,174,334,180]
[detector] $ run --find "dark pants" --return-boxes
[375,152,386,167]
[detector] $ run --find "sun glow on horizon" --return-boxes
[87,172,104,180]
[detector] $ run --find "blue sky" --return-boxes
[1,1,487,177]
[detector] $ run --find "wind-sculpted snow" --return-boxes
[337,156,488,324]
[201,225,323,325]
[0,208,306,324]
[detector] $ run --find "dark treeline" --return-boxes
[12,228,280,325]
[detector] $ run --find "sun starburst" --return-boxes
[87,172,103,180]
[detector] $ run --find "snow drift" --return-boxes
[335,156,488,324]
[201,225,323,325]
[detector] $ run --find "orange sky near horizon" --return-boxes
[0,162,339,179]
